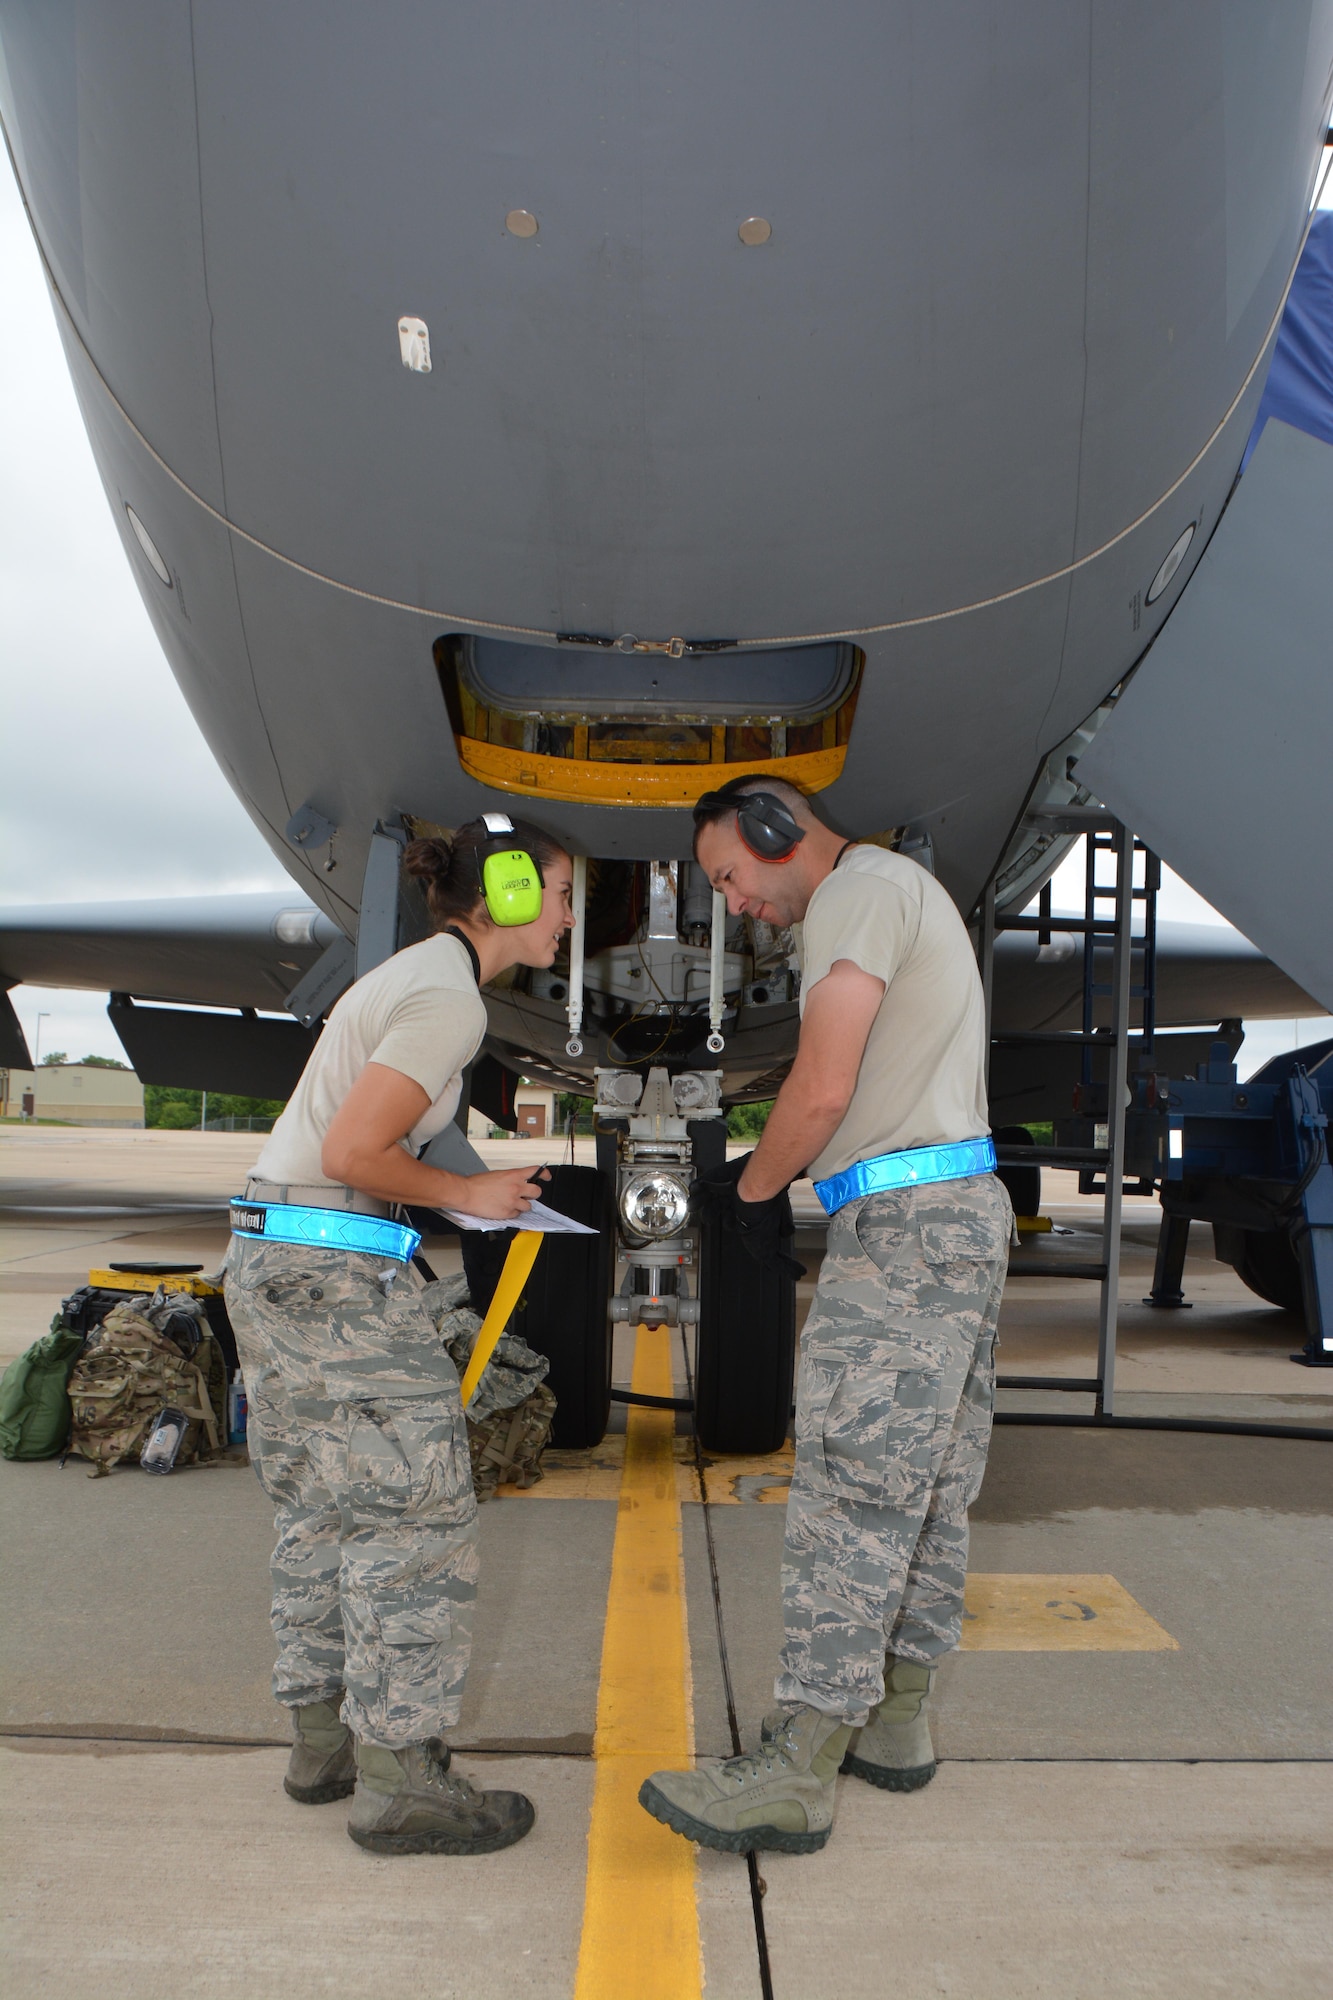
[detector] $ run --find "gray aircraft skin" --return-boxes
[1,3,1331,1091]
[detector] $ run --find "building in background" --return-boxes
[1,1065,145,1127]
[466,1082,557,1142]
[513,1085,555,1139]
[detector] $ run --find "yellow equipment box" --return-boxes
[87,1269,223,1296]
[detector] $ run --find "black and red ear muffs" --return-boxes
[694,787,806,862]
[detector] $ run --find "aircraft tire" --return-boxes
[512,1163,617,1448]
[693,1185,798,1457]
[1231,1227,1304,1315]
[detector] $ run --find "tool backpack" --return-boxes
[66,1292,222,1478]
[463,1383,558,1500]
[420,1273,556,1501]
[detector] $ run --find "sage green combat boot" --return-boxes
[283,1695,357,1805]
[639,1706,853,1855]
[841,1659,937,1792]
[347,1741,535,1855]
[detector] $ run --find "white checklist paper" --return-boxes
[435,1198,597,1236]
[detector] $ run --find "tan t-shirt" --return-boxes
[798,846,990,1180]
[252,933,488,1188]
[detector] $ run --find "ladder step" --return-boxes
[1005,1260,1110,1279]
[990,1030,1110,1046]
[997,915,1118,934]
[995,1146,1109,1167]
[996,1374,1102,1392]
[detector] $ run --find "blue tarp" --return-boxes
[1241,209,1333,472]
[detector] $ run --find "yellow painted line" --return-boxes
[960,1574,1179,1650]
[497,1437,664,1501]
[498,1439,796,1505]
[498,1444,629,1501]
[573,1327,702,2000]
[690,1445,795,1506]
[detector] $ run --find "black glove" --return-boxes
[689,1150,751,1221]
[690,1153,807,1280]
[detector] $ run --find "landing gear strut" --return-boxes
[520,1066,797,1450]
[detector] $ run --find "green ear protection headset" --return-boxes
[479,812,545,926]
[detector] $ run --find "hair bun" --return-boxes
[403,835,453,884]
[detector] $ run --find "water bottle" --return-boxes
[227,1371,248,1446]
[141,1406,189,1474]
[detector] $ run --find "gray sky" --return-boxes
[2,153,1329,1081]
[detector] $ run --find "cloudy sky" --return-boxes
[1,155,297,1068]
[2,151,1329,1079]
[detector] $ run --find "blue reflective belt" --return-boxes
[813,1136,997,1216]
[229,1199,421,1263]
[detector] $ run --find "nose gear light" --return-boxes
[619,1171,691,1241]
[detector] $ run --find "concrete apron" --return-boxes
[2,1129,1332,1997]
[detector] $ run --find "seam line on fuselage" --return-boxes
[4,113,1328,650]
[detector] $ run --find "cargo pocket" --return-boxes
[229,1243,329,1310]
[375,1599,457,1650]
[798,1337,944,1512]
[919,1202,1008,1307]
[345,1396,476,1532]
[797,1342,898,1505]
[919,1220,997,1267]
[918,1180,1010,1270]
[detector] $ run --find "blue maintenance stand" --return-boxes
[1133,1038,1333,1368]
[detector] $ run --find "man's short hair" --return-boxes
[691,774,820,855]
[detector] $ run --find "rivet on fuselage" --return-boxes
[506,209,539,238]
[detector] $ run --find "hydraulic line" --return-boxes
[565,854,587,1056]
[609,1388,693,1412]
[707,890,727,1054]
[679,1325,776,2000]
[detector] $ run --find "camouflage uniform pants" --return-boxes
[224,1237,478,1747]
[775,1173,1011,1726]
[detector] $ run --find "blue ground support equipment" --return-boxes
[229,1200,421,1263]
[1127,1039,1333,1368]
[814,1136,997,1215]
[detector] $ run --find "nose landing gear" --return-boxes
[514,1066,796,1455]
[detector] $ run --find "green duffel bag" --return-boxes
[0,1316,86,1460]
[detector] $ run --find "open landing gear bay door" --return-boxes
[1076,418,1333,1015]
